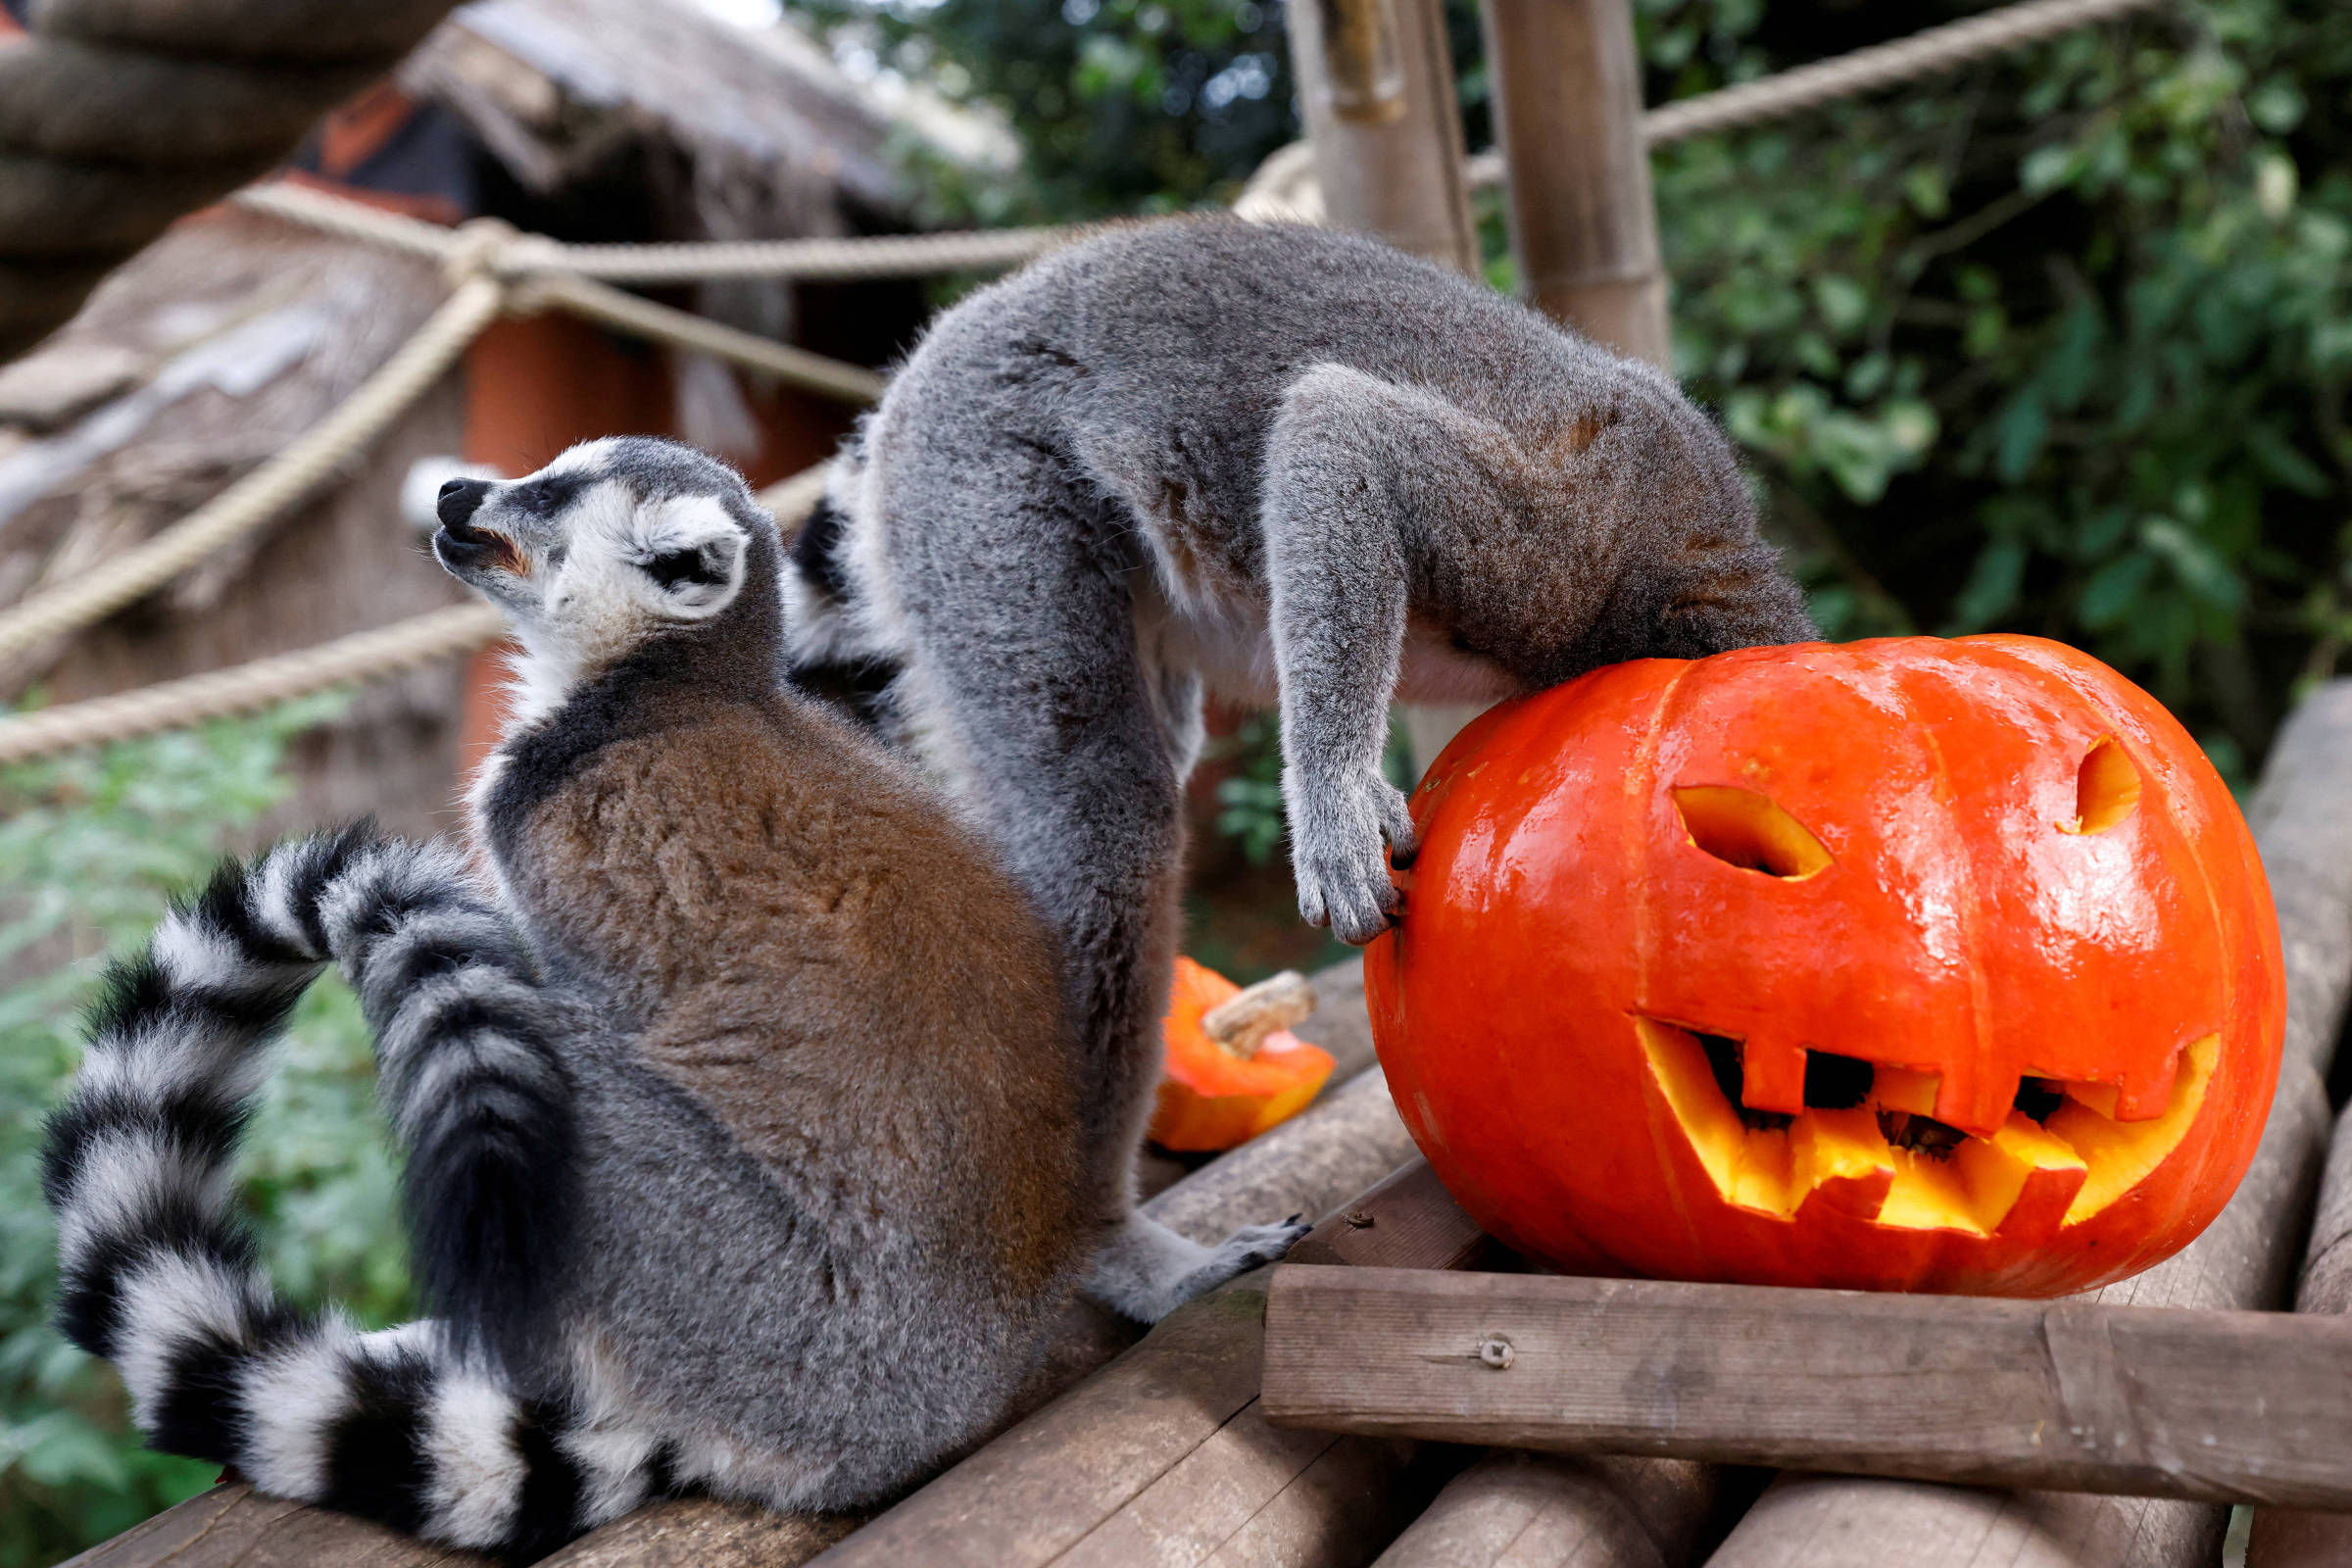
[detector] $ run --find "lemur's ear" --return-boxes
[637,496,747,614]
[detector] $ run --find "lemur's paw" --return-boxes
[1293,772,1415,946]
[1172,1216,1312,1305]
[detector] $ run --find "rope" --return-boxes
[553,227,1077,285]
[0,466,828,763]
[1639,0,2165,148]
[520,272,887,405]
[0,603,504,766]
[233,187,888,403]
[0,274,506,668]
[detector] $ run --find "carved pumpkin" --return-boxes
[1366,636,2284,1295]
[1151,958,1336,1152]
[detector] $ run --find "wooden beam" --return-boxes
[1702,677,2352,1566]
[1285,0,1480,276]
[1263,1266,2352,1509]
[1476,0,1670,367]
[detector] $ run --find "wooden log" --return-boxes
[539,1499,854,1568]
[1265,1266,2352,1507]
[1370,1451,1743,1568]
[1476,0,1672,367]
[1284,0,1480,276]
[1700,679,2352,1568]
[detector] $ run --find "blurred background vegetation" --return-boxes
[4,0,2347,1558]
[0,705,411,1565]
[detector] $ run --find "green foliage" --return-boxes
[1650,0,2352,780]
[0,702,411,1567]
[793,0,2352,793]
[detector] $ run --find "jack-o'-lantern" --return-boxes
[1366,636,2283,1296]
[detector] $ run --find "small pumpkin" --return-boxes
[1367,636,2284,1296]
[1151,958,1337,1152]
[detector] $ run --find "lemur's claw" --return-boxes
[1292,771,1413,945]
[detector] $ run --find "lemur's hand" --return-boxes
[1292,768,1417,945]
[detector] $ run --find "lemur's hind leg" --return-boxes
[878,434,1305,1320]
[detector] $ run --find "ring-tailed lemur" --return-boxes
[785,220,1816,1316]
[42,438,1298,1558]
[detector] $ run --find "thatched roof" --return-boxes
[407,0,903,222]
[0,213,451,685]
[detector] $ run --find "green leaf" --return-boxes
[2081,552,2157,628]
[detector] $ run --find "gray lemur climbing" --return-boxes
[42,438,1296,1559]
[786,220,1815,1316]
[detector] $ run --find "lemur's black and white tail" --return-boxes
[41,827,665,1558]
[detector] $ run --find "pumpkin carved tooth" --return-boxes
[1637,1017,2214,1236]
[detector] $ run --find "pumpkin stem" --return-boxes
[1202,970,1317,1060]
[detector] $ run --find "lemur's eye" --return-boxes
[643,547,720,589]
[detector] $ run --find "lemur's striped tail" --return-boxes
[40,828,663,1558]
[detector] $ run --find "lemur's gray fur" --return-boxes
[786,220,1815,1314]
[42,439,1296,1559]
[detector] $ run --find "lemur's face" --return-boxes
[432,438,756,672]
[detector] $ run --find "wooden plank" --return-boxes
[56,1483,485,1568]
[1284,0,1479,276]
[1699,678,2352,1568]
[1287,1156,1499,1271]
[1476,0,1671,367]
[812,1278,1434,1568]
[1263,1266,2352,1507]
[1370,1450,1743,1568]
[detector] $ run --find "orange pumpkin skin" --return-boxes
[1151,957,1338,1152]
[1366,636,2284,1296]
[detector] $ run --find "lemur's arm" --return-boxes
[1263,365,1504,945]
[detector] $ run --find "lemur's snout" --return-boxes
[436,477,490,532]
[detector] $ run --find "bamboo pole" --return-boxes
[1283,0,1480,276]
[1476,0,1671,368]
[1702,680,2352,1568]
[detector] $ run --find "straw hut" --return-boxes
[0,0,983,836]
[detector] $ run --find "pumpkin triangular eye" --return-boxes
[1672,786,1832,880]
[2064,738,2141,834]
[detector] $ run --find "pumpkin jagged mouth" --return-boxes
[1636,1019,2217,1238]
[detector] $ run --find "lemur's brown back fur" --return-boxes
[505,686,1090,1298]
